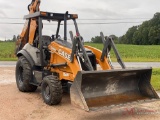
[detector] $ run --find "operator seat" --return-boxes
[41,35,51,46]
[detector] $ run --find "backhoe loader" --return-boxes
[15,0,159,111]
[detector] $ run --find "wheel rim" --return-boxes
[44,84,50,100]
[18,66,23,86]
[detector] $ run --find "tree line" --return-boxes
[119,12,160,45]
[0,35,18,42]
[91,12,160,45]
[90,35,119,43]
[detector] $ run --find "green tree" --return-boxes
[110,35,119,43]
[12,35,17,42]
[91,36,102,43]
[126,26,138,44]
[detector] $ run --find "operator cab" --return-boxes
[24,11,97,70]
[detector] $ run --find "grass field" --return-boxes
[0,42,160,62]
[151,68,160,91]
[85,43,160,62]
[0,42,17,61]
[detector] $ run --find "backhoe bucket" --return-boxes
[70,68,159,111]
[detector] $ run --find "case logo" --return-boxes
[58,49,71,61]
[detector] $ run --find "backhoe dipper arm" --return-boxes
[28,0,41,14]
[15,0,41,54]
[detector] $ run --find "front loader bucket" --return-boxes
[70,68,159,111]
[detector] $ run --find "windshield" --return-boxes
[41,19,79,42]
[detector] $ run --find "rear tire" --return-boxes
[15,56,37,92]
[41,75,62,105]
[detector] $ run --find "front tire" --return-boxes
[41,75,62,105]
[15,56,37,92]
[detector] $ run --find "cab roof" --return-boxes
[24,11,78,21]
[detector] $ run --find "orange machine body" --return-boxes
[48,42,111,81]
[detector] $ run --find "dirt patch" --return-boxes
[0,67,15,84]
[0,67,160,120]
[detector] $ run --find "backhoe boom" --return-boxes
[15,0,41,53]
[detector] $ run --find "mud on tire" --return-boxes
[41,75,62,105]
[16,56,37,92]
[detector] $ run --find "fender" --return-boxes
[17,49,35,67]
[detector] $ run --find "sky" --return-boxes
[0,0,160,41]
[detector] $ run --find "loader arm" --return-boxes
[15,0,41,54]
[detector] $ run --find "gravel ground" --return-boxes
[0,67,160,120]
